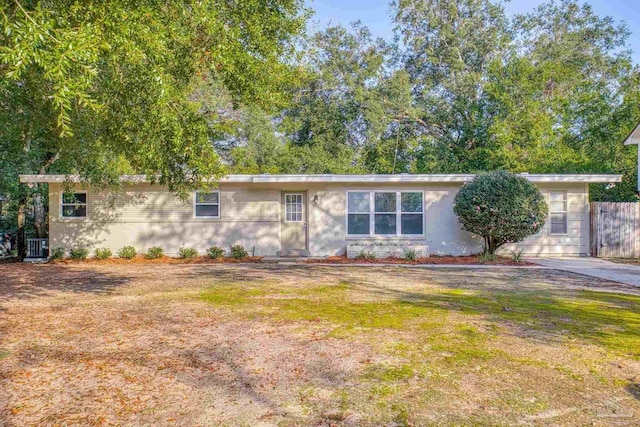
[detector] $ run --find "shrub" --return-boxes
[229,244,248,259]
[179,247,198,259]
[453,171,547,255]
[511,249,525,263]
[117,246,137,260]
[49,247,65,260]
[355,251,376,260]
[94,248,112,260]
[479,253,497,263]
[207,246,225,259]
[145,246,164,259]
[403,248,417,261]
[69,248,89,260]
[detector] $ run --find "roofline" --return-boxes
[623,121,640,145]
[18,173,623,184]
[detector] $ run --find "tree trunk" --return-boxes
[33,185,45,238]
[17,194,26,261]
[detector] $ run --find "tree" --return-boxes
[453,171,547,254]
[0,0,308,257]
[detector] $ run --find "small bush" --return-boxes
[207,246,225,259]
[117,246,137,260]
[94,248,112,260]
[479,253,497,263]
[145,246,164,259]
[179,247,198,259]
[49,247,65,260]
[355,251,376,260]
[69,248,89,260]
[403,248,417,261]
[511,249,525,263]
[229,244,248,259]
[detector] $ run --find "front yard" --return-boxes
[0,263,639,426]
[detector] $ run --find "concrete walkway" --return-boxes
[529,257,640,287]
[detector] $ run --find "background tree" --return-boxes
[453,171,547,254]
[0,0,308,257]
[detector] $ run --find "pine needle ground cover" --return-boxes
[0,264,638,426]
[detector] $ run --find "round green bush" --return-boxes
[49,247,65,260]
[145,246,164,259]
[117,246,137,260]
[207,246,225,259]
[179,247,198,259]
[94,248,112,260]
[229,244,248,259]
[453,171,547,254]
[69,248,89,260]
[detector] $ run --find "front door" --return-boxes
[281,192,307,250]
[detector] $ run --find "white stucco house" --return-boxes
[19,173,622,258]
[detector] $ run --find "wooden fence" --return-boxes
[590,202,640,258]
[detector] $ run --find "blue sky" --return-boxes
[306,0,640,64]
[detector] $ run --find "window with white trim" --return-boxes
[549,190,567,234]
[61,192,87,218]
[347,191,424,236]
[194,191,220,218]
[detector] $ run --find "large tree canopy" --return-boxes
[0,0,308,194]
[226,0,639,200]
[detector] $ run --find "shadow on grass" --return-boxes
[0,263,131,304]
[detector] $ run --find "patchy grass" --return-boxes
[1,263,639,426]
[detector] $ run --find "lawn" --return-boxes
[0,263,639,426]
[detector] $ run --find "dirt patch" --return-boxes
[309,254,532,266]
[0,263,638,426]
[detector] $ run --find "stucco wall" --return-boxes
[49,183,281,256]
[48,181,591,257]
[308,182,590,256]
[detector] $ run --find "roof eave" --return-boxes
[18,173,623,184]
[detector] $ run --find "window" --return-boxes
[285,194,303,222]
[549,190,567,234]
[347,192,370,235]
[347,191,423,236]
[194,191,220,218]
[61,192,87,218]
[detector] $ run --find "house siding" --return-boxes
[48,181,591,257]
[48,183,281,256]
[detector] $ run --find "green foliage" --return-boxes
[229,244,248,259]
[49,247,65,260]
[179,247,198,259]
[511,249,525,263]
[479,253,497,263]
[117,246,137,260]
[453,171,547,254]
[207,246,225,259]
[403,248,417,261]
[69,248,89,260]
[94,248,112,260]
[145,246,164,260]
[355,251,376,261]
[0,0,309,202]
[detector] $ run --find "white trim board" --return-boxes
[19,173,623,184]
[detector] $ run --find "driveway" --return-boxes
[531,257,640,287]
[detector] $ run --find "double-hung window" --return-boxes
[194,191,220,218]
[347,191,424,236]
[61,192,87,218]
[549,190,567,235]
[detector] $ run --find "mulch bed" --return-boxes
[308,255,532,266]
[51,255,264,265]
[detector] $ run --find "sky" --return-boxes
[305,0,640,65]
